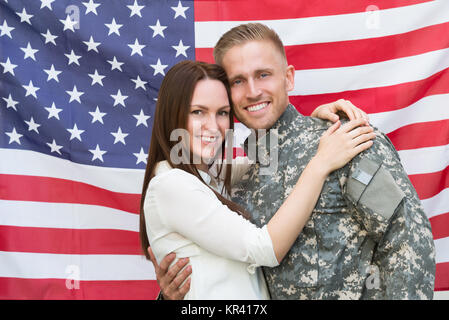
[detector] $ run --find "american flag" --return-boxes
[0,0,447,299]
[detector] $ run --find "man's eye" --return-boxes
[233,79,242,86]
[260,73,269,78]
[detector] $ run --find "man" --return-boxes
[150,23,435,299]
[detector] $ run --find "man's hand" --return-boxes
[310,99,369,123]
[148,247,192,300]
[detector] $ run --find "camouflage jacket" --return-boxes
[231,105,435,300]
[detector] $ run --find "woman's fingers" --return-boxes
[322,120,341,138]
[351,132,376,147]
[339,118,371,133]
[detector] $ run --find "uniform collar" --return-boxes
[242,104,303,162]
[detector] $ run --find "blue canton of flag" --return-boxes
[0,0,195,169]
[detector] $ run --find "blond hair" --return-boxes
[213,23,287,66]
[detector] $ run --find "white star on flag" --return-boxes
[65,49,82,66]
[83,36,101,52]
[172,39,190,57]
[107,56,124,71]
[127,0,144,18]
[89,144,107,162]
[131,75,147,90]
[171,1,189,19]
[16,8,33,25]
[0,20,14,38]
[47,139,63,155]
[149,19,167,38]
[40,29,58,45]
[60,15,78,32]
[111,89,128,107]
[88,69,105,86]
[45,102,63,120]
[67,124,85,141]
[133,109,151,127]
[25,117,41,133]
[133,147,148,165]
[111,127,129,145]
[128,38,146,56]
[1,57,17,76]
[150,58,168,76]
[5,127,23,145]
[22,80,40,98]
[82,0,101,15]
[66,85,84,103]
[21,42,39,61]
[44,64,62,82]
[40,0,55,10]
[89,106,107,124]
[105,18,123,36]
[3,94,19,111]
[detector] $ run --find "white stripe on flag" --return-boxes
[368,94,449,134]
[0,200,138,231]
[292,47,449,95]
[0,251,155,280]
[435,237,449,264]
[421,189,449,219]
[0,148,145,193]
[398,144,449,175]
[194,0,449,47]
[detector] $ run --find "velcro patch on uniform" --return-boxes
[351,169,373,186]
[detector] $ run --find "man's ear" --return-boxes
[285,64,295,92]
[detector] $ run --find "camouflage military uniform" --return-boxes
[231,104,436,300]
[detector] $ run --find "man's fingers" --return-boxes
[167,264,192,293]
[159,252,176,274]
[336,99,355,121]
[163,257,190,284]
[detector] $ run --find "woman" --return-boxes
[140,60,375,299]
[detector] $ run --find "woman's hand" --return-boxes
[311,99,369,123]
[312,118,375,176]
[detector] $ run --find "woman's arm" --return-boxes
[266,118,374,262]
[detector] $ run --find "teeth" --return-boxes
[247,102,268,112]
[201,136,217,142]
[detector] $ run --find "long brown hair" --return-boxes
[140,60,250,260]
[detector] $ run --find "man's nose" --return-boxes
[246,78,262,100]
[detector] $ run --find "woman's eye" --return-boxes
[191,110,202,115]
[219,111,229,116]
[233,79,242,86]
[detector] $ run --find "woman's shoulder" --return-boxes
[149,163,207,193]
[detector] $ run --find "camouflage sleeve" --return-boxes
[339,130,436,299]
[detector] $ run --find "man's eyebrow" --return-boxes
[228,68,275,82]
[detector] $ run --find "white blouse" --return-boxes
[144,160,279,300]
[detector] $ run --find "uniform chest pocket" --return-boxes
[345,158,405,241]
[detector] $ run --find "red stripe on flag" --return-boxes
[195,22,449,69]
[387,120,449,151]
[286,22,449,70]
[0,174,141,214]
[0,225,141,255]
[194,0,433,22]
[435,262,449,291]
[409,166,449,200]
[290,67,449,115]
[0,277,158,300]
[430,213,449,241]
